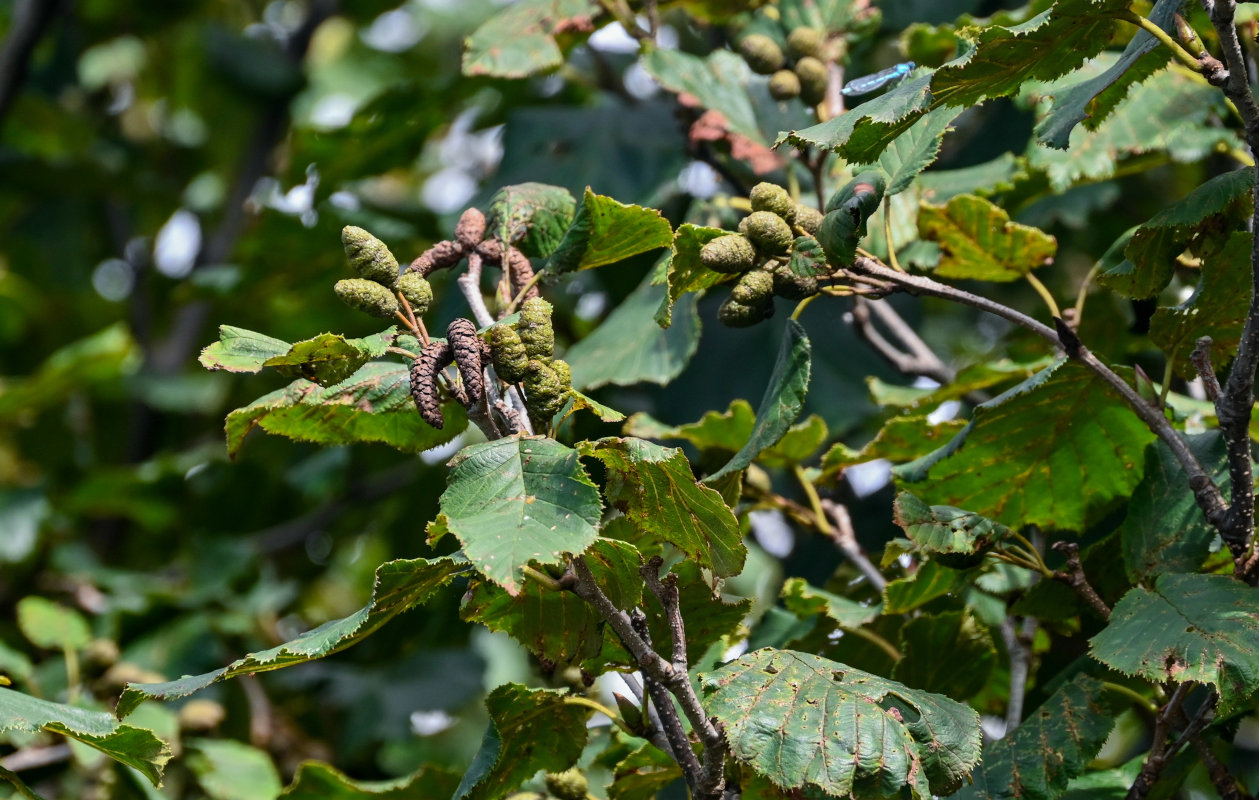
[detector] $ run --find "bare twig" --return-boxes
[458,253,497,329]
[850,298,954,384]
[999,615,1037,732]
[1051,542,1111,620]
[1191,336,1224,403]
[0,744,71,772]
[846,257,1231,533]
[819,499,887,590]
[631,609,703,784]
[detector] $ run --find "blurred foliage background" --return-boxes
[0,0,1238,796]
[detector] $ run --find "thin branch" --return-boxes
[846,257,1231,532]
[1051,541,1111,620]
[1203,0,1259,563]
[1000,616,1034,732]
[631,610,704,787]
[1192,337,1224,403]
[1126,683,1191,800]
[0,744,71,773]
[850,298,954,384]
[819,498,888,590]
[458,253,497,329]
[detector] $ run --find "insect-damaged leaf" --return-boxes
[894,360,1155,531]
[701,649,981,799]
[200,326,395,387]
[581,437,745,578]
[546,188,673,274]
[953,674,1114,800]
[1090,573,1259,714]
[919,194,1056,282]
[462,0,594,79]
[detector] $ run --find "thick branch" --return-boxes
[1126,683,1190,800]
[846,257,1230,532]
[1203,0,1259,558]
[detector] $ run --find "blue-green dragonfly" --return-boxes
[841,62,915,96]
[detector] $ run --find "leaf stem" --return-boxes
[505,267,547,316]
[561,696,639,737]
[1024,272,1061,320]
[1073,262,1101,326]
[521,564,562,591]
[881,197,905,273]
[794,465,833,535]
[1102,681,1158,714]
[1113,9,1205,72]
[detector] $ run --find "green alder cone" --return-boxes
[785,26,825,60]
[518,296,555,360]
[740,210,795,254]
[700,233,757,274]
[773,264,819,299]
[334,278,400,319]
[394,272,433,316]
[341,226,399,287]
[794,204,824,235]
[731,269,774,305]
[551,358,572,391]
[750,182,795,222]
[768,68,802,101]
[489,324,528,383]
[524,358,567,423]
[545,769,588,800]
[795,56,829,106]
[718,296,773,328]
[739,34,785,75]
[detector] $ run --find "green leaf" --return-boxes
[866,357,1052,410]
[892,610,995,699]
[546,188,673,274]
[486,182,578,257]
[224,362,466,458]
[953,674,1114,800]
[1033,0,1179,149]
[280,762,461,799]
[894,360,1156,531]
[582,437,745,578]
[919,194,1056,282]
[1121,432,1229,582]
[462,538,642,665]
[116,557,464,717]
[435,436,603,594]
[819,415,967,482]
[642,49,760,142]
[0,324,138,422]
[565,273,700,390]
[624,399,755,455]
[704,320,811,484]
[917,152,1026,201]
[461,0,594,78]
[700,649,981,798]
[455,684,589,800]
[1150,232,1252,379]
[758,415,828,467]
[882,560,967,614]
[187,739,282,800]
[607,742,680,800]
[776,72,934,165]
[16,596,90,651]
[564,389,627,422]
[1097,168,1253,299]
[878,107,965,196]
[200,327,395,387]
[0,688,171,786]
[1090,573,1259,714]
[780,577,880,628]
[659,223,729,327]
[931,1,1125,108]
[892,492,1014,557]
[1029,68,1245,197]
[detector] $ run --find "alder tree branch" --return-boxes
[570,556,727,800]
[850,298,954,384]
[1126,683,1191,800]
[1202,0,1259,562]
[819,499,888,591]
[845,257,1232,535]
[1050,542,1111,620]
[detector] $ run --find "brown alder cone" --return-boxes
[455,208,487,250]
[446,317,485,406]
[508,249,541,301]
[409,240,465,276]
[410,340,454,428]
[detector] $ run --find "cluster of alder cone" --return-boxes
[335,209,571,434]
